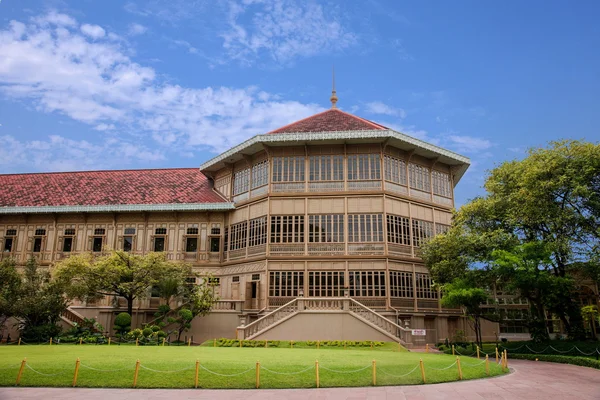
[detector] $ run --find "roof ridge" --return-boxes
[332,108,388,130]
[0,167,200,177]
[267,108,330,134]
[268,108,388,134]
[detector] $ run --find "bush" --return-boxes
[114,313,131,336]
[508,353,600,369]
[142,327,153,338]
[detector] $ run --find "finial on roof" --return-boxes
[330,66,338,109]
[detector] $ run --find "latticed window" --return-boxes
[64,228,76,236]
[390,271,413,298]
[155,228,166,235]
[252,160,269,188]
[187,227,199,235]
[416,273,438,299]
[387,215,411,245]
[308,215,344,243]
[435,224,450,235]
[270,216,304,243]
[347,154,381,180]
[309,155,344,181]
[248,216,267,247]
[409,163,431,191]
[229,221,248,250]
[6,229,17,236]
[348,214,383,242]
[35,229,47,236]
[432,170,452,197]
[348,271,386,297]
[233,168,250,195]
[272,157,305,182]
[308,271,345,297]
[269,271,304,297]
[384,155,407,185]
[411,219,433,247]
[124,228,136,235]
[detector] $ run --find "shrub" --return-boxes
[508,354,600,369]
[142,327,153,338]
[114,313,131,336]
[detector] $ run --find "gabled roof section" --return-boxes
[268,109,387,134]
[0,168,233,214]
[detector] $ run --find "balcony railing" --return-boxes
[270,243,304,256]
[384,181,408,195]
[388,243,412,257]
[307,243,344,255]
[347,242,385,255]
[347,180,382,190]
[308,181,344,192]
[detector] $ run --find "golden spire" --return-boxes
[330,66,338,109]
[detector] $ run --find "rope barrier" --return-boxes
[79,363,135,372]
[139,364,196,373]
[319,365,372,374]
[461,359,487,367]
[25,364,69,377]
[425,361,458,371]
[378,363,420,378]
[261,365,314,375]
[199,365,255,377]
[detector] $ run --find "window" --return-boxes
[248,217,267,247]
[6,229,17,236]
[432,170,452,197]
[232,276,240,283]
[208,277,220,286]
[4,238,13,252]
[270,216,304,243]
[92,237,103,252]
[123,236,133,252]
[186,237,198,252]
[154,237,165,252]
[347,154,381,180]
[390,271,413,298]
[252,160,269,188]
[348,214,383,242]
[94,228,105,236]
[155,228,167,235]
[416,273,437,299]
[435,224,450,235]
[412,219,434,247]
[348,271,386,297]
[124,227,136,235]
[35,229,46,236]
[409,163,431,191]
[309,155,344,181]
[64,228,76,236]
[33,237,42,253]
[308,215,344,242]
[210,237,220,252]
[211,227,221,235]
[387,215,411,245]
[233,168,250,195]
[272,156,305,182]
[308,271,345,297]
[384,155,407,185]
[229,221,248,250]
[223,228,228,252]
[252,274,260,281]
[187,227,199,235]
[269,271,304,297]
[62,237,73,252]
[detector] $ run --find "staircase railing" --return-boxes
[241,298,299,339]
[348,298,410,344]
[60,308,87,326]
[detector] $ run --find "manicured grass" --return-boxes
[0,343,506,389]
[439,341,600,359]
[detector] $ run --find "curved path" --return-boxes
[1,359,599,399]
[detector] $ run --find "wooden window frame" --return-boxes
[348,214,383,243]
[269,271,304,297]
[389,271,414,298]
[272,156,305,182]
[270,215,305,243]
[308,214,344,243]
[347,154,381,181]
[308,271,345,297]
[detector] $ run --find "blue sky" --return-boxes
[0,0,598,206]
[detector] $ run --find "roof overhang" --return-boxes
[200,129,471,184]
[0,202,235,215]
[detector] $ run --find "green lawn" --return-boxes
[0,343,506,389]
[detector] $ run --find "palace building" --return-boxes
[0,90,509,346]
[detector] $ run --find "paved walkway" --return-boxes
[1,359,599,399]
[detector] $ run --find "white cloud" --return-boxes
[128,23,148,36]
[222,0,357,65]
[0,12,323,170]
[80,24,106,39]
[445,135,492,153]
[33,11,77,27]
[170,39,199,54]
[364,101,406,118]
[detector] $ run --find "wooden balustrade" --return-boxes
[384,181,408,195]
[347,243,385,255]
[347,180,382,190]
[308,181,344,192]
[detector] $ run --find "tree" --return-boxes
[18,258,70,341]
[54,251,192,316]
[0,258,22,336]
[422,140,600,340]
[113,312,132,339]
[581,305,599,339]
[440,276,489,347]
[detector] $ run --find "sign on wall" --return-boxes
[411,329,426,336]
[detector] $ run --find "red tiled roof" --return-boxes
[268,109,388,134]
[0,168,227,207]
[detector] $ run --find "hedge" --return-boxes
[508,353,600,369]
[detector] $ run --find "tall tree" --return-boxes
[55,251,192,316]
[0,258,22,336]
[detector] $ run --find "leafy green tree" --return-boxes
[113,312,132,338]
[581,305,599,339]
[54,251,192,316]
[18,258,69,341]
[169,308,194,342]
[0,258,22,336]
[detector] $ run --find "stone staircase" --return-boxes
[60,308,88,327]
[237,297,413,346]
